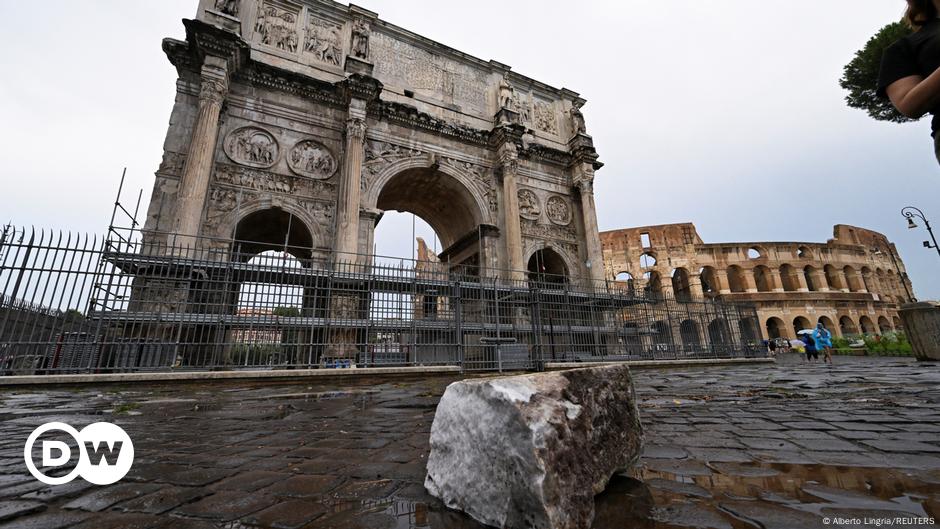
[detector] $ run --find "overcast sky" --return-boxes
[1,1,937,298]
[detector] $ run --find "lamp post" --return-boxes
[902,206,940,260]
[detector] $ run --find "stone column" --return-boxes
[743,271,758,293]
[335,102,367,264]
[812,269,830,292]
[769,269,785,292]
[497,143,525,282]
[838,270,851,293]
[716,272,731,295]
[796,269,809,292]
[172,58,229,248]
[688,276,705,300]
[575,175,606,285]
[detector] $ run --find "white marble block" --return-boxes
[425,365,644,529]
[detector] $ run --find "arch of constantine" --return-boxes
[144,0,604,285]
[601,223,916,341]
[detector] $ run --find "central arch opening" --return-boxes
[375,167,484,263]
[368,167,489,366]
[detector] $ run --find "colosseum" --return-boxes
[600,223,916,341]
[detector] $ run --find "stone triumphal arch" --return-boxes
[144,0,605,284]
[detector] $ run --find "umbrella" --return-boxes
[796,329,814,335]
[790,339,804,347]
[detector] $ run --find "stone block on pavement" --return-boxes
[424,365,643,529]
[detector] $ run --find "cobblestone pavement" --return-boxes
[0,354,938,529]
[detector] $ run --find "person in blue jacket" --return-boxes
[813,323,833,364]
[801,333,818,363]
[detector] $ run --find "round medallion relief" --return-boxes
[224,126,279,168]
[287,139,338,179]
[546,195,572,225]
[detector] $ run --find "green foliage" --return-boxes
[840,21,917,123]
[273,306,301,317]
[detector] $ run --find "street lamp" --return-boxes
[902,206,940,260]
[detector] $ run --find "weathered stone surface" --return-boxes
[900,302,940,360]
[424,365,643,529]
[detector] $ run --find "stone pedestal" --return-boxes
[899,302,940,361]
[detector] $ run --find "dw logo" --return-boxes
[24,422,134,485]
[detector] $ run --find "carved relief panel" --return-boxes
[288,139,337,179]
[518,189,541,221]
[546,195,572,226]
[303,15,342,66]
[254,0,300,53]
[533,100,558,135]
[224,126,279,168]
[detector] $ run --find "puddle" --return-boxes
[633,461,940,527]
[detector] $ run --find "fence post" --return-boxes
[454,278,463,370]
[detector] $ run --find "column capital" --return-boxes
[198,73,228,106]
[346,117,367,142]
[497,142,519,172]
[574,175,594,194]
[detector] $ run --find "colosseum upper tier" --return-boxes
[600,223,916,341]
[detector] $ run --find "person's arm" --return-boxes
[886,67,940,119]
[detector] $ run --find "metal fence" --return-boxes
[0,224,765,375]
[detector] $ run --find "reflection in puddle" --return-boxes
[633,461,940,527]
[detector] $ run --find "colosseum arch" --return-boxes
[877,315,892,333]
[779,264,800,292]
[700,266,719,295]
[727,265,747,293]
[858,315,876,335]
[640,251,657,269]
[739,316,761,344]
[818,315,837,335]
[843,265,864,292]
[824,265,845,291]
[671,268,692,301]
[643,271,663,298]
[651,320,674,348]
[753,265,774,292]
[803,265,820,292]
[765,317,786,339]
[860,266,875,292]
[614,271,635,294]
[792,316,811,336]
[679,319,702,350]
[839,316,859,336]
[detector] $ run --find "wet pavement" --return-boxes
[0,354,938,528]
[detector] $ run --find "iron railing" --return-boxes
[0,224,765,375]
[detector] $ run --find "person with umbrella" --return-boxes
[813,323,834,365]
[798,329,818,363]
